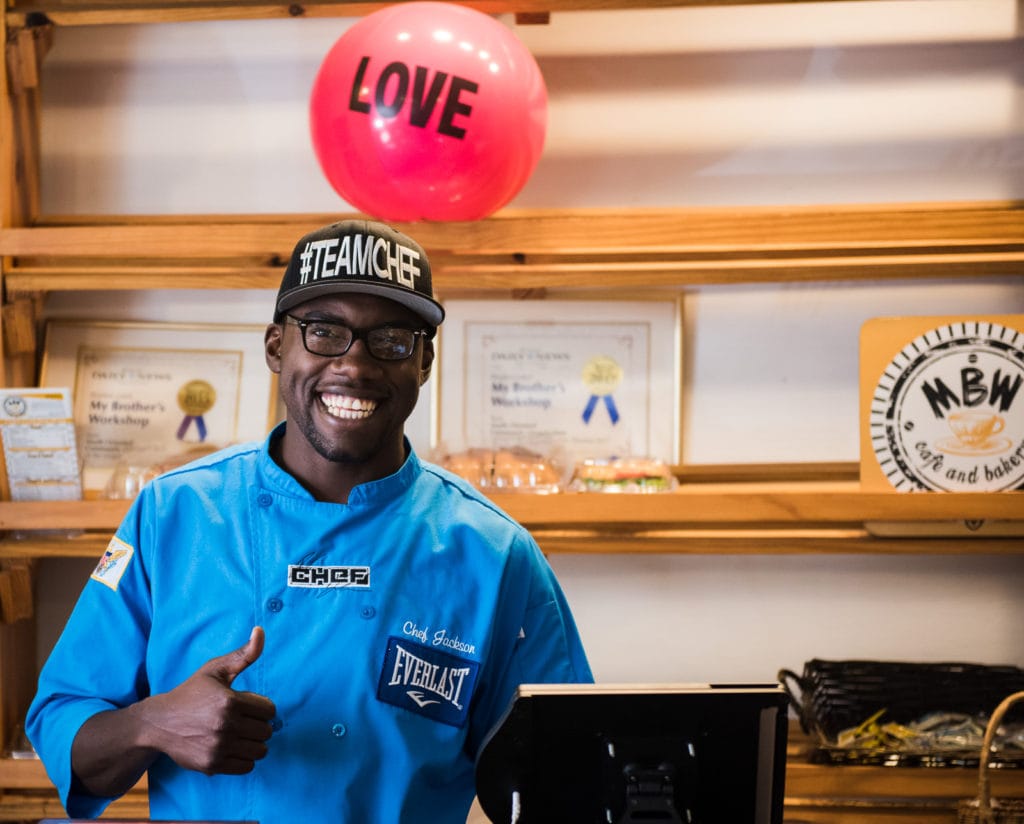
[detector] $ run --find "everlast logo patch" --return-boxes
[377,637,479,727]
[297,234,422,291]
[287,565,371,588]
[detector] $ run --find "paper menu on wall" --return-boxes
[0,388,82,501]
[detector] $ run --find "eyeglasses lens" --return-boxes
[297,319,418,360]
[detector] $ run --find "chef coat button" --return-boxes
[331,723,347,738]
[360,606,376,619]
[270,718,283,732]
[257,493,272,507]
[267,597,283,613]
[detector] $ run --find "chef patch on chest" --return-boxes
[287,564,371,588]
[377,636,480,727]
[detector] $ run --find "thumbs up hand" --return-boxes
[139,626,277,775]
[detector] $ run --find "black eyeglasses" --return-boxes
[285,316,428,361]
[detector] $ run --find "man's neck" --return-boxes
[270,428,408,504]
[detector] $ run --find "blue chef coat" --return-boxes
[27,425,592,823]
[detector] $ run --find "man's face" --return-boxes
[265,292,434,474]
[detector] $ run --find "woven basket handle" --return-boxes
[977,690,1024,814]
[777,668,809,731]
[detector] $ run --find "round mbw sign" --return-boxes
[869,321,1024,492]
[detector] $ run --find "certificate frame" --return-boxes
[40,320,279,495]
[436,297,682,465]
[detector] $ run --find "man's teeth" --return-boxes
[321,394,377,419]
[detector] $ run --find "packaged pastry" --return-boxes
[568,457,677,493]
[440,447,562,494]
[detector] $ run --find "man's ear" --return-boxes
[419,339,435,386]
[265,323,283,374]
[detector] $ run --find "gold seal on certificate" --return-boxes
[581,355,623,425]
[177,379,217,442]
[581,355,623,395]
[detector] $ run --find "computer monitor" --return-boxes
[475,683,788,824]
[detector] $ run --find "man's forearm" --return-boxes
[71,703,159,799]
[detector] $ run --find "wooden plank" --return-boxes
[0,757,148,790]
[430,251,1024,289]
[0,559,33,622]
[3,203,1023,257]
[0,532,110,558]
[786,762,1024,800]
[782,800,959,824]
[3,0,907,27]
[676,462,860,484]
[530,530,1024,555]
[1,24,47,387]
[0,297,36,356]
[0,789,148,819]
[4,755,1021,819]
[0,758,49,789]
[0,499,129,530]
[4,265,283,292]
[3,527,1023,558]
[0,620,35,782]
[1,203,1021,292]
[0,489,1020,532]
[2,25,46,231]
[492,489,1024,528]
[8,249,1024,293]
[0,15,16,238]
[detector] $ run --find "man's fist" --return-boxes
[140,627,277,775]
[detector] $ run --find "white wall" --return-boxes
[34,0,1024,684]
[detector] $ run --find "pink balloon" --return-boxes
[309,2,547,222]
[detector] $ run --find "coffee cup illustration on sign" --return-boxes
[943,410,1006,452]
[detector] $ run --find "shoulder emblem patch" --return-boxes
[377,636,479,727]
[91,537,134,591]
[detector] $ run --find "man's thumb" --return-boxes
[204,626,265,686]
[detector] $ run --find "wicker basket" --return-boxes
[957,691,1024,824]
[779,659,1024,767]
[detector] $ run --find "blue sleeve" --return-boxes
[25,490,155,817]
[467,530,593,755]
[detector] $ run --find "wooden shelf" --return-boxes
[1,486,1021,557]
[1,202,1022,294]
[2,750,1020,798]
[0,486,1020,530]
[492,485,1024,527]
[3,751,1021,824]
[785,761,1024,803]
[5,527,1024,558]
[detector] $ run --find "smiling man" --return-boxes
[27,220,593,824]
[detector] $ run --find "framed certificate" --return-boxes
[41,320,279,495]
[437,298,681,465]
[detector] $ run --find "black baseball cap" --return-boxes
[275,220,445,327]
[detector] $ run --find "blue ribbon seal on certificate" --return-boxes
[580,355,623,425]
[176,379,216,442]
[582,393,620,424]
